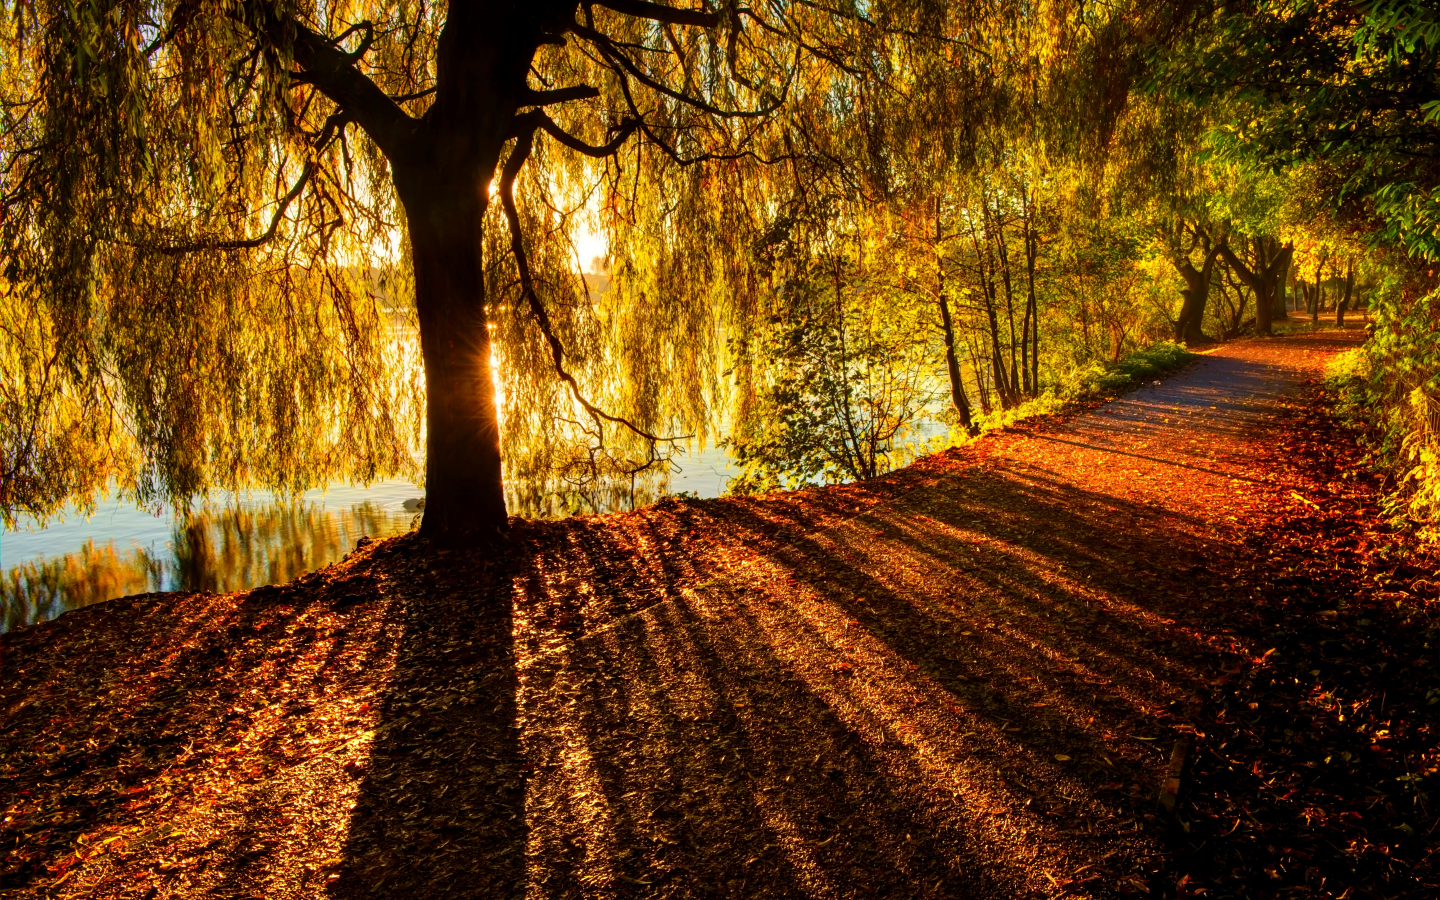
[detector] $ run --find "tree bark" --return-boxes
[1172,232,1223,346]
[399,173,509,543]
[1218,237,1292,337]
[938,293,973,430]
[967,212,1013,408]
[1337,260,1355,327]
[992,204,1021,400]
[1272,244,1291,320]
[933,202,974,431]
[1023,186,1040,398]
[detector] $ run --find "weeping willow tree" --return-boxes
[0,0,912,543]
[1,0,1210,543]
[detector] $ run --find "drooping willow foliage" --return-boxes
[0,0,1250,531]
[0,0,423,526]
[0,0,1026,529]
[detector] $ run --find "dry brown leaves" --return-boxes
[3,330,1419,900]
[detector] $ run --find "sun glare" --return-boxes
[573,223,609,273]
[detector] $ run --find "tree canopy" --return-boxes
[1,0,1081,541]
[11,0,1440,542]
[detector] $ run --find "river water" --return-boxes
[0,445,735,633]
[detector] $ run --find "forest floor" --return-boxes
[5,328,1440,900]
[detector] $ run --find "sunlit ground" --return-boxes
[0,333,1362,899]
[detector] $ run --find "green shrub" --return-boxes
[1326,291,1440,541]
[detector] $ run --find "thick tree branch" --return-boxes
[592,0,717,28]
[329,20,375,63]
[521,84,601,106]
[514,109,639,156]
[1218,240,1291,290]
[241,2,413,159]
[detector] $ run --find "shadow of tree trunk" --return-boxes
[331,551,525,899]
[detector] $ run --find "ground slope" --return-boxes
[5,329,1435,899]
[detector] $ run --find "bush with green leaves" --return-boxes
[1329,289,1440,540]
[726,263,936,494]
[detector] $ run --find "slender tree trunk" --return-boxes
[965,329,991,414]
[996,227,1020,400]
[934,200,973,430]
[1272,240,1291,321]
[938,294,972,430]
[400,179,509,543]
[983,278,1012,408]
[1078,291,1094,355]
[1022,188,1040,398]
[1337,261,1354,327]
[832,253,867,481]
[968,214,1012,408]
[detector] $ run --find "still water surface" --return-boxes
[1,446,734,633]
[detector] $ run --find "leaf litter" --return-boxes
[2,330,1430,899]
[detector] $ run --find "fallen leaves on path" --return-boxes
[2,331,1432,900]
[1174,375,1440,899]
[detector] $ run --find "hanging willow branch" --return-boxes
[500,115,692,452]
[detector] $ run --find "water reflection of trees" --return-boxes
[3,501,413,632]
[4,475,692,632]
[169,500,411,594]
[506,470,671,519]
[3,541,164,632]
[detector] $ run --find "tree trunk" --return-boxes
[1023,189,1040,398]
[939,294,973,431]
[993,207,1021,400]
[1218,238,1291,337]
[1310,255,1326,324]
[319,3,540,546]
[983,278,1013,408]
[1272,246,1291,321]
[1173,237,1223,346]
[399,173,509,543]
[1254,239,1272,336]
[934,200,974,431]
[1337,261,1354,327]
[968,213,1013,408]
[964,330,991,414]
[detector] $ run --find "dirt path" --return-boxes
[1,331,1400,900]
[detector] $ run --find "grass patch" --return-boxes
[970,342,1197,435]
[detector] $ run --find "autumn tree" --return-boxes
[5,0,1020,543]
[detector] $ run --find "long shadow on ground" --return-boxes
[4,335,1392,899]
[327,447,1256,899]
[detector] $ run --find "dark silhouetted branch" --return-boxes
[153,161,317,255]
[521,84,601,106]
[593,0,717,28]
